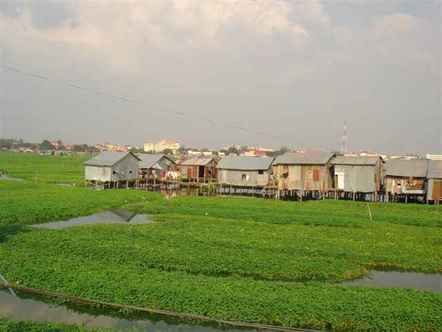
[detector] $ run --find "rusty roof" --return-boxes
[179,157,214,166]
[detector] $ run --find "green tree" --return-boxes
[40,140,54,151]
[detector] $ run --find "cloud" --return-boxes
[0,0,440,153]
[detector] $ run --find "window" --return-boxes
[258,170,264,175]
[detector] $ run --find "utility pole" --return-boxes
[341,121,348,154]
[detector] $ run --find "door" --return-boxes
[335,171,344,190]
[433,180,442,200]
[199,166,205,178]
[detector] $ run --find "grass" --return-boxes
[0,153,441,331]
[0,180,159,226]
[132,195,442,227]
[0,210,441,331]
[0,151,88,184]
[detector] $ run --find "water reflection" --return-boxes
[31,209,153,230]
[0,290,258,332]
[342,271,442,293]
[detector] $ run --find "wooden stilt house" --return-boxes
[384,159,428,202]
[426,160,442,203]
[217,156,274,188]
[273,151,335,198]
[330,155,384,199]
[84,151,141,187]
[178,157,217,183]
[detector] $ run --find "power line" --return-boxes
[0,63,292,142]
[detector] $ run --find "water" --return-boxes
[0,289,258,332]
[31,209,153,230]
[342,271,442,293]
[0,174,23,181]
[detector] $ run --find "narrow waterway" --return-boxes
[0,290,259,332]
[342,271,442,293]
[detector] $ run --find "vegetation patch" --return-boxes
[0,181,160,226]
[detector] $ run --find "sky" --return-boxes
[0,0,440,154]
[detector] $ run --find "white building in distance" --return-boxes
[144,139,181,153]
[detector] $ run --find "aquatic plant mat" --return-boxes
[0,284,319,332]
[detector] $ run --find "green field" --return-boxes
[0,180,157,226]
[0,152,441,331]
[0,151,89,184]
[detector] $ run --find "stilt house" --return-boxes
[330,156,384,195]
[178,157,217,183]
[384,159,428,201]
[427,160,442,203]
[273,151,335,193]
[217,156,274,187]
[84,151,140,185]
[137,154,176,181]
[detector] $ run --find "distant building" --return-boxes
[242,147,273,157]
[426,154,442,161]
[144,140,180,153]
[217,156,274,187]
[84,151,140,185]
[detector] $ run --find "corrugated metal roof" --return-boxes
[180,157,214,166]
[217,156,274,170]
[384,159,428,177]
[428,160,442,178]
[274,151,334,165]
[331,156,381,166]
[84,152,140,167]
[137,154,167,169]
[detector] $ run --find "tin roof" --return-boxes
[331,155,381,166]
[180,157,214,166]
[427,160,442,179]
[137,153,173,169]
[384,159,428,178]
[84,152,140,167]
[217,156,274,171]
[274,151,334,165]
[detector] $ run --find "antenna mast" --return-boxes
[341,121,348,154]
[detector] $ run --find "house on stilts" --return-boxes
[330,155,384,201]
[137,153,177,184]
[178,157,217,183]
[273,151,335,200]
[426,160,442,204]
[84,151,140,188]
[384,159,428,202]
[216,156,274,195]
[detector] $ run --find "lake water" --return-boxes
[31,209,153,230]
[0,289,259,332]
[342,271,442,293]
